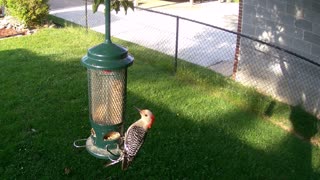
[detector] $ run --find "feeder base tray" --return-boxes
[86,137,121,160]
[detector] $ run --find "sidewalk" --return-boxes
[49,0,239,76]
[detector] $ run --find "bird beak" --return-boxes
[134,106,141,112]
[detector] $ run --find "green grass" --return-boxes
[0,27,319,179]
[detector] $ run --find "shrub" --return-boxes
[0,0,6,5]
[6,0,49,27]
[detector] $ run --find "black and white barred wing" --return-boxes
[122,125,147,170]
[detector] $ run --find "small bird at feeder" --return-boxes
[122,108,155,170]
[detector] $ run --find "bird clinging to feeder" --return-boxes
[122,108,155,170]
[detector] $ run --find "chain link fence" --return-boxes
[236,36,320,118]
[50,1,320,118]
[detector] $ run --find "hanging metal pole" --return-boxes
[174,16,179,74]
[105,0,112,43]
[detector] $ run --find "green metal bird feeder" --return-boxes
[79,0,133,161]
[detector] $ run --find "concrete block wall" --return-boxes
[236,38,320,118]
[241,0,320,62]
[235,0,320,118]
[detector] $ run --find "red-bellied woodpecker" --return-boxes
[122,108,155,170]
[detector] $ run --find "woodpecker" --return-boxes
[122,108,155,170]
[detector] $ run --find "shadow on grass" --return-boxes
[264,101,276,117]
[0,47,319,179]
[123,91,318,179]
[290,106,319,140]
[0,48,90,178]
[263,100,319,142]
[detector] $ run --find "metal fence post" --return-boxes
[174,16,179,74]
[232,0,243,79]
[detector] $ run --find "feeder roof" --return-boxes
[82,42,134,70]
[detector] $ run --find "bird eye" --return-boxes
[144,114,148,117]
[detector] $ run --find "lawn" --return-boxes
[0,27,319,179]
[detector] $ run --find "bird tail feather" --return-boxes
[121,157,129,170]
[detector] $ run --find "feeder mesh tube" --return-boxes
[88,69,126,125]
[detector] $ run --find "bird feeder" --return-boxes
[80,0,133,161]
